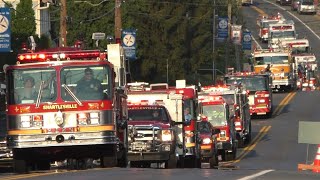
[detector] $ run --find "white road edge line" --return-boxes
[252,35,262,49]
[237,169,275,180]
[262,0,320,40]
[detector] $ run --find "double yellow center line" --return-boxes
[273,92,296,116]
[234,125,271,163]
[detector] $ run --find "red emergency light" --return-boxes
[17,50,102,63]
[288,42,307,47]
[272,25,292,30]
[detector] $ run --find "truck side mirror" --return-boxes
[171,120,177,126]
[118,118,127,129]
[212,128,221,135]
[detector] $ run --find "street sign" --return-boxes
[231,25,242,44]
[298,121,320,144]
[0,8,11,52]
[242,31,252,50]
[217,17,228,39]
[92,32,106,40]
[122,29,137,61]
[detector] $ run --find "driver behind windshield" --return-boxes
[75,68,103,100]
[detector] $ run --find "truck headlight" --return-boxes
[21,115,31,128]
[202,138,212,144]
[161,130,172,141]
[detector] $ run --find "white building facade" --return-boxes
[0,0,51,38]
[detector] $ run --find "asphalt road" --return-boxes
[1,1,320,179]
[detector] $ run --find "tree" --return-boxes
[11,0,36,52]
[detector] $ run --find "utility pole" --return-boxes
[60,0,67,47]
[212,0,216,84]
[115,0,122,43]
[225,0,232,73]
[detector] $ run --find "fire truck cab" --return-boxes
[127,102,177,168]
[225,72,273,118]
[294,56,318,91]
[198,115,220,168]
[127,80,201,168]
[257,14,282,43]
[198,88,237,161]
[278,38,317,89]
[5,44,129,173]
[252,48,295,92]
[268,20,296,49]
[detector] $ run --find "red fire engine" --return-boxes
[198,115,220,168]
[256,13,283,43]
[200,85,251,148]
[126,101,177,168]
[198,89,237,161]
[5,44,128,172]
[127,81,201,168]
[224,72,273,118]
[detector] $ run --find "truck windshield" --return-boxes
[7,68,57,105]
[302,1,314,5]
[128,107,169,122]
[291,47,309,54]
[255,56,289,65]
[226,77,268,91]
[198,121,212,134]
[61,65,111,101]
[271,31,295,39]
[202,104,226,126]
[262,20,278,28]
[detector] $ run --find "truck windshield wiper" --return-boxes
[36,81,45,108]
[62,84,83,106]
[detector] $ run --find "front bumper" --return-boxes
[216,141,232,150]
[200,144,214,158]
[301,9,316,13]
[250,104,271,115]
[272,79,294,87]
[7,131,117,148]
[128,142,174,161]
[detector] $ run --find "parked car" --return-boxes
[297,0,317,15]
[291,0,300,10]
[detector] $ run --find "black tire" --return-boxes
[117,151,128,168]
[100,156,117,168]
[266,112,272,118]
[36,160,51,170]
[14,159,28,173]
[246,122,252,144]
[130,161,150,168]
[209,155,219,168]
[165,154,177,169]
[237,137,245,148]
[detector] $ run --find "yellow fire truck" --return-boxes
[252,48,295,92]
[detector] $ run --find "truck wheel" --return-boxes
[117,151,128,168]
[13,159,28,173]
[246,122,252,144]
[209,155,218,168]
[36,160,51,170]
[237,138,245,148]
[266,112,272,119]
[100,156,117,168]
[165,154,177,169]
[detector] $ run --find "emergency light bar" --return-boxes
[198,95,223,102]
[271,25,293,30]
[201,85,230,92]
[127,99,164,105]
[127,82,149,91]
[17,50,101,63]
